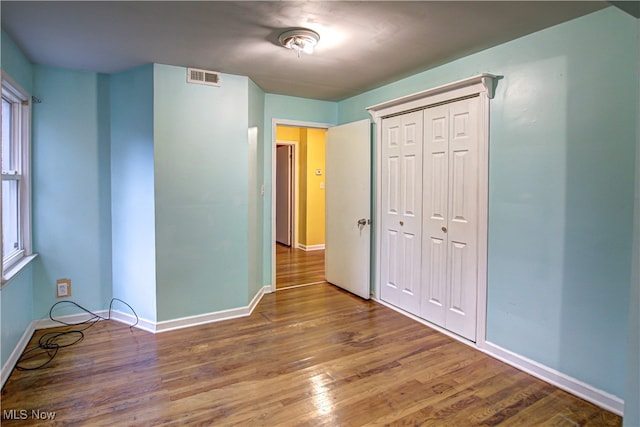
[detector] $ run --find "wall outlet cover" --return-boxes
[56,279,71,298]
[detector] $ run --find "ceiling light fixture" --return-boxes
[278,28,320,58]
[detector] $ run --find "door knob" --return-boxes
[357,218,367,226]
[399,221,404,226]
[441,226,447,233]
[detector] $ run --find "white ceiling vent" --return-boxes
[187,68,221,87]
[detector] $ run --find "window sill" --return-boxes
[1,253,38,289]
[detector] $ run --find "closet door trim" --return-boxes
[368,73,497,347]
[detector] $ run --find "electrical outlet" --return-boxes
[56,279,71,298]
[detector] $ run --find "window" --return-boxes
[1,72,32,280]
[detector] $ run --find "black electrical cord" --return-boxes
[15,298,138,371]
[109,298,139,329]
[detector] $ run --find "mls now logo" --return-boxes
[3,409,28,420]
[3,409,56,420]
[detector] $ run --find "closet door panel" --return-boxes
[445,97,479,341]
[381,111,423,315]
[398,114,423,314]
[381,118,402,306]
[424,235,447,325]
[421,104,450,324]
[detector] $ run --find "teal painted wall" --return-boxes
[32,66,112,318]
[1,30,33,93]
[337,7,636,399]
[624,18,640,427]
[110,64,157,322]
[0,265,33,369]
[153,65,249,320]
[0,31,34,370]
[487,8,635,400]
[248,79,265,298]
[262,94,337,285]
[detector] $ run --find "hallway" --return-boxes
[275,244,325,289]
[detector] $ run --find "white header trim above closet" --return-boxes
[366,73,499,119]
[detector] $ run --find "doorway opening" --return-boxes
[273,121,330,291]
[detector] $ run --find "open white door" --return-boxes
[325,119,371,299]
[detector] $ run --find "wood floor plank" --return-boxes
[1,284,621,426]
[275,243,325,288]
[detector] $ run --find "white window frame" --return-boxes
[1,70,34,284]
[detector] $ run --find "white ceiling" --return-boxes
[1,1,610,101]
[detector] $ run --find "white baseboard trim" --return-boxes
[109,286,272,334]
[249,286,269,312]
[374,298,624,416]
[112,286,271,334]
[2,310,131,388]
[32,310,109,330]
[297,243,325,251]
[1,287,271,387]
[108,310,156,333]
[481,341,624,416]
[154,285,268,333]
[1,322,35,388]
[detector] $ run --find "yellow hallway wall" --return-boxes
[304,128,326,247]
[276,126,300,141]
[298,130,308,245]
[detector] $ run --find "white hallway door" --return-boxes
[421,97,480,341]
[325,119,371,300]
[380,111,423,315]
[275,145,293,246]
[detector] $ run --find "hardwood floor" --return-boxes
[276,243,325,289]
[1,284,620,426]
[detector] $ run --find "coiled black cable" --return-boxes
[15,298,138,371]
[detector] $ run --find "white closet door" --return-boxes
[421,97,479,341]
[445,97,479,340]
[380,110,423,315]
[421,105,449,326]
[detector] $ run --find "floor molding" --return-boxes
[296,243,325,251]
[374,297,624,416]
[2,287,270,387]
[154,285,268,333]
[108,310,156,333]
[113,286,271,334]
[32,310,110,330]
[2,310,123,388]
[481,341,624,416]
[1,322,35,388]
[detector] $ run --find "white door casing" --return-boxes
[380,111,423,315]
[325,119,371,300]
